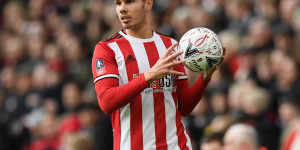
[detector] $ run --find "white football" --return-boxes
[179,27,223,72]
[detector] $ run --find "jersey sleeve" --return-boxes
[92,42,119,84]
[94,74,148,114]
[176,74,208,116]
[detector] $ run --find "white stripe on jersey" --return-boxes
[126,37,157,149]
[184,126,193,150]
[141,92,156,149]
[120,105,131,150]
[93,74,119,83]
[108,42,131,150]
[291,132,300,150]
[153,34,167,57]
[108,42,128,86]
[154,35,181,150]
[129,40,150,73]
[165,91,181,150]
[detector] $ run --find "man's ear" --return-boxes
[144,0,153,11]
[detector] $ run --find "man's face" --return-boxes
[201,141,222,150]
[115,0,147,29]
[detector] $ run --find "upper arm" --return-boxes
[92,43,119,84]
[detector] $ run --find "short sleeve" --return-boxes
[92,42,119,84]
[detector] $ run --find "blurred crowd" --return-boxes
[0,0,300,150]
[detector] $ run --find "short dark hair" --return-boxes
[279,94,300,110]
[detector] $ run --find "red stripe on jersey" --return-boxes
[172,93,189,150]
[160,35,189,150]
[158,34,174,50]
[144,42,168,150]
[112,110,121,150]
[117,40,144,150]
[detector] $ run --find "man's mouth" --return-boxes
[121,16,131,22]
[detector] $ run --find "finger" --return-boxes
[208,66,217,74]
[168,70,185,76]
[162,42,178,58]
[204,66,217,81]
[165,60,185,68]
[165,50,183,62]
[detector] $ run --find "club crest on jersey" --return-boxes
[95,59,105,74]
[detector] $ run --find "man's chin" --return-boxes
[122,25,132,29]
[122,23,141,30]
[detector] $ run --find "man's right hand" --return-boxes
[144,43,185,83]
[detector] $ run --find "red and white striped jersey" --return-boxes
[282,129,300,150]
[92,30,193,150]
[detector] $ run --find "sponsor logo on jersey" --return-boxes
[133,74,176,93]
[126,55,135,62]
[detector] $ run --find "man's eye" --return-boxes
[115,0,134,5]
[126,0,134,4]
[114,0,121,5]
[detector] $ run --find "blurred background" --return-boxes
[0,0,299,150]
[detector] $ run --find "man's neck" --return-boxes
[125,20,153,39]
[126,29,153,39]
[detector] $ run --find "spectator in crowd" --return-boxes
[225,0,254,35]
[279,95,300,128]
[62,132,94,150]
[223,123,259,150]
[200,133,223,150]
[280,95,300,150]
[188,96,214,149]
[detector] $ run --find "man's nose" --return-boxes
[119,2,128,14]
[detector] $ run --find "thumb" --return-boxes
[204,66,217,81]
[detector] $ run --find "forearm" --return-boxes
[177,75,209,116]
[94,74,148,114]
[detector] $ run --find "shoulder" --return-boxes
[103,31,124,43]
[94,31,124,52]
